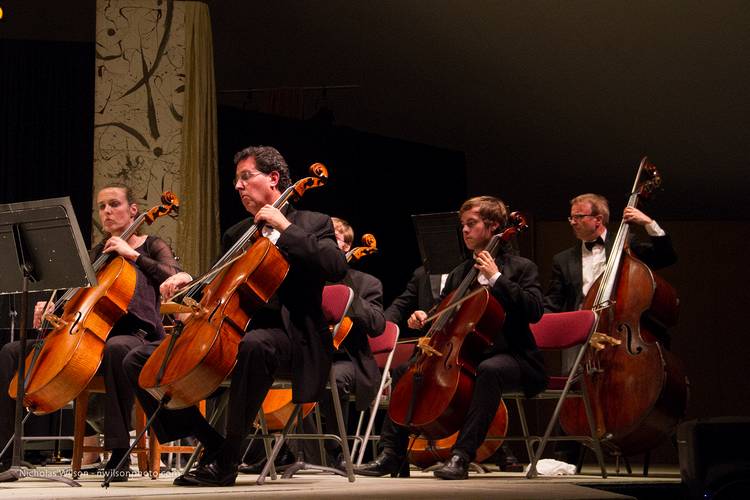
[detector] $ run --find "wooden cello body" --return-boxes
[559,158,688,456]
[388,214,526,440]
[389,287,505,439]
[139,238,288,409]
[9,257,136,414]
[139,164,328,410]
[9,193,179,414]
[408,400,508,468]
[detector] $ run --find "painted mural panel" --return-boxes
[93,0,183,248]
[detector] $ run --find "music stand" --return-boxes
[0,197,96,486]
[412,212,466,298]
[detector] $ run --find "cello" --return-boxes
[261,232,379,430]
[388,213,527,439]
[407,401,508,468]
[139,164,328,410]
[9,192,180,414]
[559,157,688,456]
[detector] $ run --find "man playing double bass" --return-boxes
[123,146,347,487]
[544,193,677,315]
[543,192,677,463]
[356,195,546,480]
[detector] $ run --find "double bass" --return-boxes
[559,158,688,456]
[139,164,328,410]
[388,213,527,439]
[9,192,180,414]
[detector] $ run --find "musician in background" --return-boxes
[543,192,677,463]
[384,265,437,338]
[356,196,546,480]
[0,183,180,479]
[544,193,677,315]
[124,146,347,487]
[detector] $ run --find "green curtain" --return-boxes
[178,2,220,274]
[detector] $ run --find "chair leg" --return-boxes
[256,410,277,480]
[257,404,301,485]
[514,399,534,465]
[350,410,365,463]
[314,404,327,466]
[581,384,608,478]
[72,391,90,478]
[328,369,355,482]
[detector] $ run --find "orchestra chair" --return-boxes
[71,375,152,478]
[256,284,356,484]
[499,310,608,478]
[349,321,400,465]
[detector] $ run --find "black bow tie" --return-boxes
[584,237,605,251]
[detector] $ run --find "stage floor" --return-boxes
[0,464,683,499]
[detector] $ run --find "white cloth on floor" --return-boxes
[525,458,577,475]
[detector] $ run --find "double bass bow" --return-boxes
[139,164,328,410]
[388,213,527,439]
[559,157,688,456]
[9,192,180,414]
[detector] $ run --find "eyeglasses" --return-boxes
[234,170,265,185]
[567,213,596,222]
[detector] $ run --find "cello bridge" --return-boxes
[44,313,67,329]
[416,337,443,357]
[589,332,622,351]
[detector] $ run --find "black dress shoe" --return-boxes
[238,447,295,474]
[434,454,469,480]
[173,445,223,485]
[180,459,238,487]
[172,473,194,486]
[499,458,524,473]
[355,451,408,477]
[102,457,130,483]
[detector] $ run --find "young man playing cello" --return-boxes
[124,146,347,486]
[356,195,546,480]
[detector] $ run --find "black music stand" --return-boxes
[412,212,466,299]
[0,197,96,486]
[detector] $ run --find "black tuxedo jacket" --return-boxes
[222,208,348,402]
[442,252,547,397]
[544,232,677,313]
[339,268,385,411]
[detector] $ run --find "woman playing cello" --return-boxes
[357,195,547,480]
[0,182,181,479]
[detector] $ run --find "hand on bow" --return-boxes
[407,310,428,330]
[160,272,193,301]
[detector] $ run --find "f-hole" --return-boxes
[618,322,642,355]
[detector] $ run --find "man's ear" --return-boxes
[268,170,280,188]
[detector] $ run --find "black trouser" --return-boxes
[124,325,294,465]
[100,333,149,449]
[0,332,148,453]
[379,352,522,462]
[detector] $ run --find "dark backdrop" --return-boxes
[2,1,749,465]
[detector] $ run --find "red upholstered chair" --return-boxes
[501,310,608,478]
[256,284,356,484]
[349,321,400,464]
